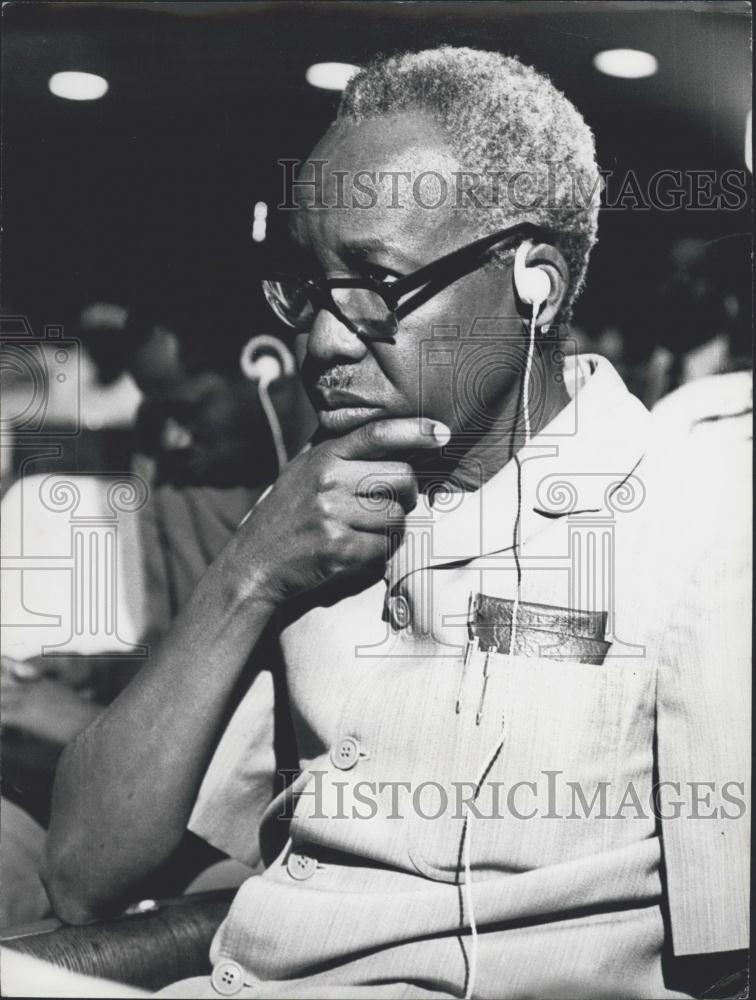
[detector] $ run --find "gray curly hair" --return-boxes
[337,46,601,316]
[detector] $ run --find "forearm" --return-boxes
[43,419,438,922]
[43,545,275,922]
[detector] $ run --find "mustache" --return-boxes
[313,365,357,390]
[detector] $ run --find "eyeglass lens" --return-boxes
[264,280,398,339]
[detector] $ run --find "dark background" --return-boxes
[1,0,752,362]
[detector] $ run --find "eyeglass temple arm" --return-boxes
[382,222,551,311]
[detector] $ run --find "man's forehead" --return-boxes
[313,111,454,166]
[290,111,472,258]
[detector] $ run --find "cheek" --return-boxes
[385,275,522,431]
[375,326,462,427]
[369,339,420,408]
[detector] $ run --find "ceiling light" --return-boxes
[49,71,109,101]
[593,49,658,80]
[252,201,267,242]
[306,63,359,91]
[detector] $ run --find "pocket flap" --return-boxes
[469,593,610,664]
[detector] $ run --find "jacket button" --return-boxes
[211,959,244,995]
[387,594,412,630]
[330,736,360,770]
[287,852,317,880]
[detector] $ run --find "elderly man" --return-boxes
[45,48,749,999]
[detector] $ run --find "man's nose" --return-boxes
[306,307,368,364]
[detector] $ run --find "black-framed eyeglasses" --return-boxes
[261,221,552,341]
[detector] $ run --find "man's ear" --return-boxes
[515,243,570,329]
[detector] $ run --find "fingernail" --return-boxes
[432,422,451,446]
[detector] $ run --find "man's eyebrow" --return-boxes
[338,237,418,269]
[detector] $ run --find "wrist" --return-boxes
[214,534,282,616]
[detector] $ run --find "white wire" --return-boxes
[259,378,288,476]
[522,309,537,444]
[464,304,537,1000]
[506,308,537,659]
[462,803,478,1000]
[462,729,505,999]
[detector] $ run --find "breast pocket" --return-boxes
[406,595,656,880]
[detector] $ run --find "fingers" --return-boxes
[331,532,392,573]
[329,417,451,462]
[348,498,408,534]
[352,461,418,514]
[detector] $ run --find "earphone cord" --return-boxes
[462,306,537,1000]
[508,307,536,658]
[259,379,289,476]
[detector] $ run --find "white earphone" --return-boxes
[239,334,296,475]
[240,333,295,387]
[513,240,551,314]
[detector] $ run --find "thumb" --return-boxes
[329,417,451,461]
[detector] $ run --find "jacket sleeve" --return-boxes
[187,667,277,869]
[656,442,751,956]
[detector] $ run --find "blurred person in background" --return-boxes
[0,306,143,497]
[571,234,751,412]
[650,235,752,433]
[1,299,315,926]
[124,303,316,628]
[651,236,750,387]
